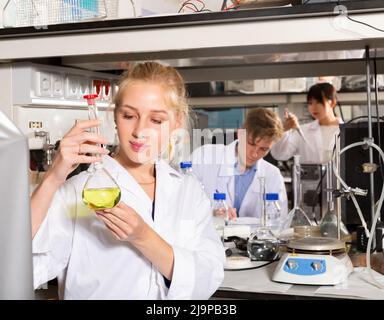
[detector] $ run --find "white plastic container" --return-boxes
[280,78,307,92]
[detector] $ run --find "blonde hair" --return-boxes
[113,61,189,126]
[243,108,284,142]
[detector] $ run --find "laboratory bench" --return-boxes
[33,253,384,300]
[214,256,384,300]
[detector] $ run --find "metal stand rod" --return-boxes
[326,160,334,212]
[292,155,301,209]
[335,135,341,240]
[366,46,376,227]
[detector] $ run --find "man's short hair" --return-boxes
[243,108,283,142]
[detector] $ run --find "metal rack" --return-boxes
[2,0,109,28]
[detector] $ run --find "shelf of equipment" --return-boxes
[189,91,384,108]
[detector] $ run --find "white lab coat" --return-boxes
[270,119,342,164]
[32,156,225,300]
[190,141,288,218]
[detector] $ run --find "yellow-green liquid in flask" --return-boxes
[82,188,121,210]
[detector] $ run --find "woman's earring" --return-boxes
[167,135,178,162]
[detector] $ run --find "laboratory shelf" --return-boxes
[189,91,384,108]
[0,0,383,72]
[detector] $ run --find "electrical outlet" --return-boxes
[29,121,43,129]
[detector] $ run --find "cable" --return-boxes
[195,0,206,9]
[373,53,384,181]
[178,1,199,13]
[225,259,277,271]
[346,15,384,34]
[129,0,136,17]
[310,168,327,217]
[178,0,209,13]
[333,139,384,289]
[337,101,345,123]
[346,115,384,125]
[364,142,384,289]
[332,141,370,237]
[221,0,227,11]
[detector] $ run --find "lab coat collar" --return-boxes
[218,141,238,177]
[308,120,320,131]
[101,155,151,207]
[250,159,266,192]
[154,160,183,219]
[218,140,260,177]
[155,159,183,180]
[308,118,344,130]
[101,155,182,179]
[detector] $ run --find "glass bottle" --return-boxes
[265,193,281,230]
[212,192,229,242]
[247,177,279,261]
[284,155,312,228]
[179,161,204,190]
[180,161,193,175]
[81,94,121,210]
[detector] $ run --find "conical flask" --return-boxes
[319,160,351,241]
[81,94,121,210]
[285,155,312,228]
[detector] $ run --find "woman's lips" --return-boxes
[129,141,147,152]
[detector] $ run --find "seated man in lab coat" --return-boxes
[191,108,288,221]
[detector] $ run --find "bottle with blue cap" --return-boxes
[180,161,204,190]
[180,161,193,175]
[264,193,281,230]
[212,192,229,241]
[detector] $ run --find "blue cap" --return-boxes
[265,193,279,201]
[213,193,226,200]
[180,161,192,169]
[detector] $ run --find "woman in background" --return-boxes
[271,82,342,164]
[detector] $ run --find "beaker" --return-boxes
[285,155,312,228]
[81,94,121,210]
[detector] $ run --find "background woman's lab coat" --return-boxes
[32,156,225,300]
[191,141,288,219]
[270,119,342,164]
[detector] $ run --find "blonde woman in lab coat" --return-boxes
[271,82,342,164]
[191,108,288,220]
[31,62,225,300]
